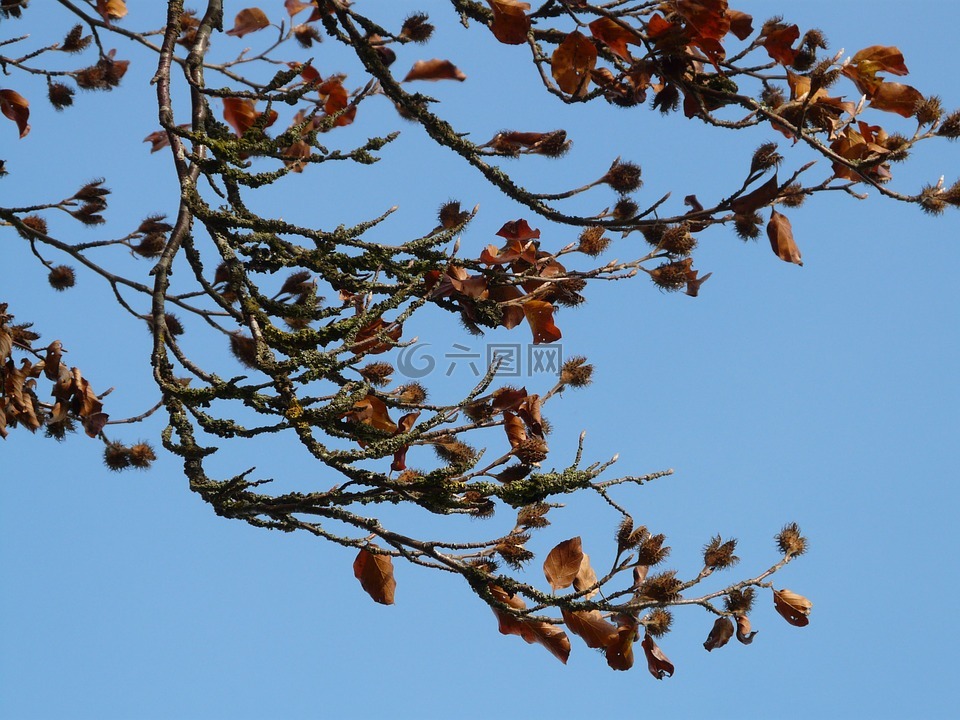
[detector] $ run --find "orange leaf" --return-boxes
[674,0,730,42]
[522,300,561,345]
[573,552,599,598]
[604,615,637,671]
[403,59,466,82]
[0,90,30,139]
[345,395,397,434]
[766,209,802,266]
[222,97,276,137]
[543,536,584,590]
[561,608,618,650]
[773,588,812,627]
[488,0,531,45]
[551,31,597,97]
[868,82,924,118]
[762,24,799,66]
[503,411,527,449]
[353,547,396,605]
[226,8,270,37]
[703,616,734,651]
[641,632,675,679]
[496,218,541,242]
[726,9,753,41]
[95,0,127,21]
[850,45,909,77]
[489,585,570,663]
[284,0,312,15]
[588,17,641,61]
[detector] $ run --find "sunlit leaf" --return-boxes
[543,536,583,590]
[0,89,30,138]
[353,547,396,605]
[551,31,597,97]
[226,8,271,38]
[488,0,531,45]
[403,59,467,82]
[766,209,802,266]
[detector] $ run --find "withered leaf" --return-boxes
[850,45,910,78]
[735,614,757,643]
[605,615,637,671]
[588,17,641,61]
[503,410,527,449]
[353,546,396,605]
[489,585,570,663]
[730,173,779,215]
[488,0,531,45]
[704,616,734,651]
[0,89,30,139]
[226,8,270,37]
[561,608,618,650]
[773,588,812,627]
[403,59,467,82]
[726,9,753,41]
[543,536,584,590]
[551,31,597,97]
[572,551,599,598]
[222,97,277,137]
[641,632,675,679]
[766,209,802,266]
[763,24,799,66]
[868,82,924,118]
[522,299,562,345]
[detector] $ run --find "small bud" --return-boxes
[577,226,610,257]
[127,442,157,469]
[48,265,76,291]
[103,442,131,471]
[560,355,593,388]
[47,82,75,110]
[399,13,434,43]
[600,159,643,194]
[775,522,807,557]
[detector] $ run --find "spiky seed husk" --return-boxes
[463,491,495,518]
[649,261,688,291]
[397,382,427,404]
[616,516,635,552]
[515,437,548,465]
[936,110,960,139]
[660,225,697,256]
[44,419,76,441]
[635,533,669,566]
[601,160,643,194]
[18,215,48,238]
[637,570,682,602]
[641,223,667,247]
[400,12,434,43]
[133,232,167,258]
[885,133,911,162]
[496,534,534,569]
[779,182,806,208]
[359,361,394,387]
[724,587,757,614]
[127,442,157,469]
[293,23,322,48]
[517,503,551,529]
[62,24,92,53]
[495,463,533,483]
[703,535,740,569]
[750,142,783,174]
[803,28,828,49]
[775,522,807,556]
[734,212,763,240]
[463,401,494,422]
[535,130,571,158]
[48,82,75,110]
[761,85,785,109]
[438,200,470,229]
[612,197,638,221]
[560,355,593,388]
[433,438,476,465]
[103,442,131,471]
[48,265,76,291]
[919,185,946,215]
[229,333,258,368]
[577,226,610,257]
[790,47,817,72]
[644,608,673,637]
[915,95,943,126]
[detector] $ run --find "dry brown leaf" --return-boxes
[735,614,757,644]
[488,0,531,45]
[641,632,675,679]
[767,209,802,266]
[572,552,599,599]
[226,8,270,37]
[762,24,799,66]
[522,299,562,345]
[96,0,127,21]
[588,17,641,61]
[0,89,30,139]
[353,546,396,605]
[561,608,618,650]
[551,31,597,97]
[703,616,734,651]
[730,173,779,215]
[868,82,924,118]
[403,59,466,82]
[543,536,584,590]
[773,588,812,627]
[605,614,638,671]
[726,9,753,41]
[503,410,527,449]
[489,585,570,663]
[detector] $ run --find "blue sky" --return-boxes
[1,2,958,718]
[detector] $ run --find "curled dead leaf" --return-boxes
[773,588,813,627]
[353,546,396,605]
[767,209,802,266]
[226,8,270,37]
[403,59,466,82]
[735,614,757,644]
[543,536,584,590]
[551,31,597,97]
[703,616,734,651]
[0,89,30,138]
[641,632,675,679]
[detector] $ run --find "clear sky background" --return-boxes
[1,2,958,718]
